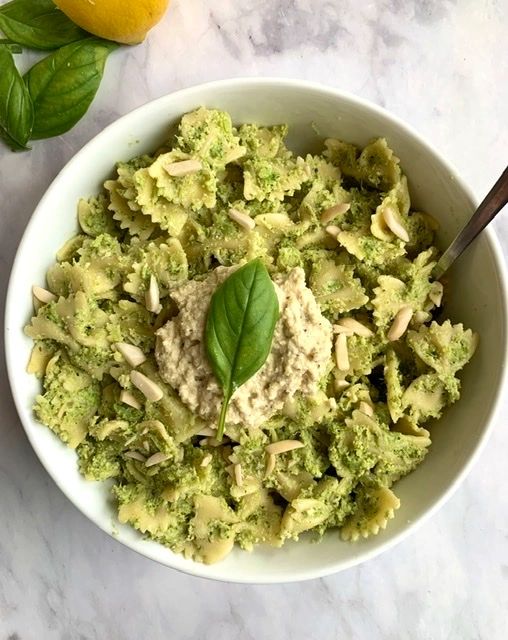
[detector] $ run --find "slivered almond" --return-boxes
[228,208,255,230]
[264,453,276,477]
[335,379,350,391]
[387,305,413,341]
[164,159,202,177]
[145,452,170,467]
[332,324,354,336]
[429,281,444,307]
[359,401,374,417]
[325,225,340,238]
[266,440,305,455]
[130,370,163,402]
[336,317,373,337]
[199,438,209,447]
[124,451,146,462]
[335,333,350,371]
[233,463,243,487]
[196,427,216,437]
[382,206,409,242]
[208,437,227,447]
[328,397,337,410]
[119,390,142,410]
[145,275,161,313]
[32,285,56,304]
[320,202,350,225]
[200,453,213,468]
[115,343,146,368]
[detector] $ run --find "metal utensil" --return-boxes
[433,165,508,279]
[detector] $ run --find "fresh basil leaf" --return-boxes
[205,259,279,439]
[0,44,33,150]
[0,0,86,50]
[25,38,117,140]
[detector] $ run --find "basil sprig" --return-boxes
[25,38,117,139]
[0,44,33,150]
[205,259,279,440]
[0,2,117,151]
[0,0,86,50]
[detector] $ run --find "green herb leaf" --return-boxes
[0,44,33,150]
[25,38,117,140]
[205,259,279,440]
[0,0,87,50]
[0,38,23,53]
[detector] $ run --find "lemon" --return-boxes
[54,0,170,45]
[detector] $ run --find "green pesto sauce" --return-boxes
[25,107,478,564]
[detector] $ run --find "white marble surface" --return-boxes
[0,1,507,638]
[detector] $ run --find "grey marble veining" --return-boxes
[0,0,507,638]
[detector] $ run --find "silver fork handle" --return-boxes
[433,165,508,280]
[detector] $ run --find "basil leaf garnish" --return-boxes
[205,259,279,440]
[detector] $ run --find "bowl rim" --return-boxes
[5,77,508,584]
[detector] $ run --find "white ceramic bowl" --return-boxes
[5,79,508,583]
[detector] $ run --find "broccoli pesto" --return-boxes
[26,108,478,563]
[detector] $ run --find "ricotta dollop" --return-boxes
[155,266,333,428]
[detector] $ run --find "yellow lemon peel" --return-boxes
[54,0,170,45]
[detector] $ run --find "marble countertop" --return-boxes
[1,1,507,638]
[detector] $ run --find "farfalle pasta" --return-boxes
[25,108,477,563]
